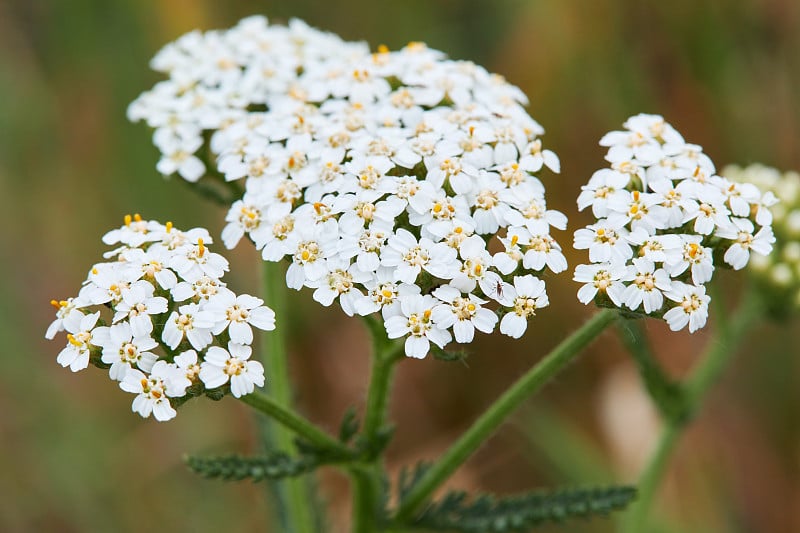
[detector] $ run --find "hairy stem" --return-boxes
[350,316,403,531]
[239,390,353,457]
[394,309,618,523]
[254,261,318,532]
[362,315,404,452]
[621,290,763,533]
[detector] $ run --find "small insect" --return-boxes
[486,278,511,304]
[493,280,505,300]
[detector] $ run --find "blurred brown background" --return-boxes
[1,0,799,531]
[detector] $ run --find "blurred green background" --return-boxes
[2,0,799,531]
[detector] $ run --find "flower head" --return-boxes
[573,115,775,332]
[130,18,569,358]
[47,216,277,421]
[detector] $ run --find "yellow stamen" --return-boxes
[377,44,389,54]
[124,214,132,227]
[166,221,173,233]
[511,235,519,246]
[423,309,431,320]
[688,243,700,258]
[67,333,82,347]
[134,213,142,222]
[197,238,205,257]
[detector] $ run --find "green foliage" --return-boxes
[185,452,319,482]
[338,406,361,443]
[397,461,434,503]
[408,485,637,532]
[430,344,470,363]
[187,428,359,484]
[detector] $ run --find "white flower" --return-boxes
[120,247,178,289]
[682,192,730,236]
[573,263,626,307]
[100,322,159,381]
[173,349,201,391]
[499,275,548,339]
[573,220,632,264]
[577,169,630,218]
[56,311,107,372]
[522,232,568,273]
[46,298,87,340]
[606,190,669,234]
[200,343,265,397]
[716,218,776,270]
[664,236,714,285]
[309,259,368,315]
[381,229,459,283]
[285,221,339,289]
[113,280,168,336]
[431,285,497,343]
[204,290,277,344]
[162,303,214,350]
[171,275,227,302]
[384,294,452,358]
[170,238,229,281]
[450,235,501,294]
[663,282,710,333]
[120,364,178,421]
[155,135,205,182]
[621,258,672,313]
[102,214,166,248]
[355,271,420,318]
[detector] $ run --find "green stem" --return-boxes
[362,316,404,452]
[349,464,383,533]
[255,261,319,533]
[239,390,353,458]
[394,309,618,523]
[621,290,763,533]
[617,319,684,420]
[350,316,403,531]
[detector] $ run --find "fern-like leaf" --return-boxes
[185,452,319,482]
[409,485,637,532]
[397,461,433,502]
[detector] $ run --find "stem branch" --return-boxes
[394,309,618,522]
[621,290,763,533]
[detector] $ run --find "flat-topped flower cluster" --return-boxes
[129,16,566,358]
[46,216,276,420]
[726,163,800,313]
[573,114,776,332]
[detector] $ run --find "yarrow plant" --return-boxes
[573,114,775,332]
[129,15,567,359]
[47,215,275,421]
[49,14,789,533]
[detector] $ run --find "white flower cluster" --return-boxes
[725,164,800,312]
[46,215,276,421]
[130,16,567,359]
[573,114,776,332]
